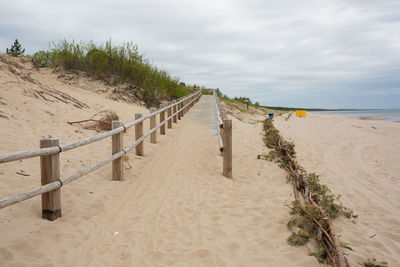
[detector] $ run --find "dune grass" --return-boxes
[33,39,192,107]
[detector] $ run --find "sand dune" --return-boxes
[0,57,320,266]
[4,56,398,266]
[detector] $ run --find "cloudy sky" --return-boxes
[1,0,399,109]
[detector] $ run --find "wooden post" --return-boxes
[223,119,232,178]
[160,104,166,135]
[180,99,184,118]
[167,104,172,129]
[112,120,124,181]
[135,113,144,156]
[177,98,182,120]
[150,108,157,143]
[173,100,177,123]
[40,138,61,221]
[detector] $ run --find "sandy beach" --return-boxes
[275,113,400,266]
[1,56,399,266]
[0,57,319,266]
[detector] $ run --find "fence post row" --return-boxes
[0,91,203,221]
[160,104,166,135]
[150,108,157,144]
[40,138,62,221]
[112,120,124,181]
[212,90,232,178]
[135,113,144,156]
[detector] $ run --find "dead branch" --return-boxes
[264,116,350,267]
[16,171,30,176]
[67,110,119,132]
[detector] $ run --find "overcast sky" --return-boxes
[1,0,399,109]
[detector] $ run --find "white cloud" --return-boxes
[0,0,399,108]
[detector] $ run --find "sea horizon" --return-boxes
[311,109,400,122]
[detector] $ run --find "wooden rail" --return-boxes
[213,90,232,178]
[0,92,200,163]
[0,90,202,219]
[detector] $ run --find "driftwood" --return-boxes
[16,171,30,176]
[290,161,349,267]
[31,86,88,109]
[35,87,88,109]
[67,110,119,132]
[272,119,350,267]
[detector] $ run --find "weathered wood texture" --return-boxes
[223,119,232,178]
[178,99,182,120]
[150,108,157,143]
[0,146,60,164]
[167,105,172,129]
[173,100,177,123]
[135,113,144,156]
[160,104,166,135]
[112,120,124,181]
[40,138,61,221]
[0,181,61,210]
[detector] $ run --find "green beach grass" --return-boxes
[33,39,192,107]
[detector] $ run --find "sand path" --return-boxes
[68,95,315,266]
[1,95,319,266]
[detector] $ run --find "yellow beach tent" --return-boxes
[296,110,307,117]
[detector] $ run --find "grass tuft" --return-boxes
[33,39,192,106]
[305,173,357,219]
[363,258,389,267]
[312,247,327,263]
[287,230,310,246]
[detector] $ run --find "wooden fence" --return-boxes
[213,90,232,178]
[0,90,202,220]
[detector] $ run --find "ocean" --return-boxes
[311,109,400,122]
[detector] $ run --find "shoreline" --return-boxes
[316,113,400,124]
[310,110,400,122]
